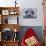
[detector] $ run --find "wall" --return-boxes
[0,0,15,7]
[18,0,44,26]
[0,0,44,26]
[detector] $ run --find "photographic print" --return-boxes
[2,10,9,15]
[23,8,37,18]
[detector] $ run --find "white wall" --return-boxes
[8,16,17,24]
[0,0,15,7]
[0,0,44,26]
[18,0,44,26]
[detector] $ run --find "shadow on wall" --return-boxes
[18,26,43,44]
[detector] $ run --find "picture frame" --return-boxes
[22,8,37,18]
[9,10,18,15]
[8,16,18,24]
[2,10,9,15]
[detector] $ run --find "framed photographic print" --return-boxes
[2,10,9,15]
[9,10,17,15]
[23,8,37,18]
[8,16,18,24]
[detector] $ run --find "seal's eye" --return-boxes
[31,10,34,15]
[25,10,28,14]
